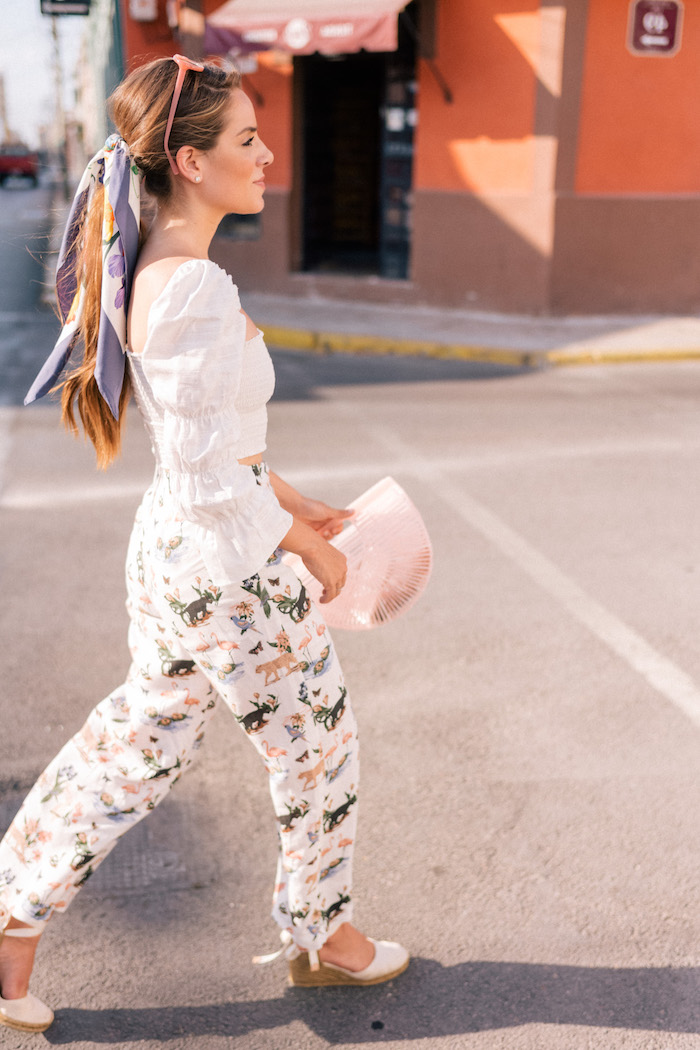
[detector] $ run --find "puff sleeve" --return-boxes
[132,259,292,584]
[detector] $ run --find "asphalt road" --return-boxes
[2,189,700,1049]
[0,178,59,408]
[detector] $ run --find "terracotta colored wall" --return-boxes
[577,0,700,193]
[414,0,539,193]
[552,196,700,312]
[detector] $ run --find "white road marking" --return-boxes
[367,423,700,731]
[3,436,697,507]
[1,480,150,509]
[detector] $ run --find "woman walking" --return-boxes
[0,55,408,1033]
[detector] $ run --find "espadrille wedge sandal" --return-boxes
[0,926,54,1033]
[254,930,409,988]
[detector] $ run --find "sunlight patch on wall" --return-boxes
[448,135,558,255]
[448,136,535,193]
[494,7,566,98]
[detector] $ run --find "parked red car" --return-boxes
[0,144,39,186]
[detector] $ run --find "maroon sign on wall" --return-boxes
[628,1,683,55]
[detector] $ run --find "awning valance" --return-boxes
[205,0,409,57]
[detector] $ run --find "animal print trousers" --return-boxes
[0,465,358,951]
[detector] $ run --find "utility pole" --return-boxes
[50,15,70,200]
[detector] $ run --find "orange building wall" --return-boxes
[414,0,539,193]
[576,0,700,193]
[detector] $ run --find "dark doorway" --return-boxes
[295,13,416,279]
[297,51,384,275]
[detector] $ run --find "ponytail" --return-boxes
[57,185,132,469]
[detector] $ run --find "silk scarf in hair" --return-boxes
[25,134,141,420]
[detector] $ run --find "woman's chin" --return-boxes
[231,199,265,215]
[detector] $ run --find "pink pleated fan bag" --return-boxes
[283,476,432,630]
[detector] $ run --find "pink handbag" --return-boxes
[283,477,432,630]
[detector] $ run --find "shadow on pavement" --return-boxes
[270,349,533,404]
[2,343,535,410]
[44,958,700,1044]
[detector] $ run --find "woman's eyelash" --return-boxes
[243,136,254,146]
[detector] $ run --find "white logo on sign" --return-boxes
[283,18,312,49]
[319,23,353,38]
[642,12,669,34]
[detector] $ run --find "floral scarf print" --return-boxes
[25,134,141,420]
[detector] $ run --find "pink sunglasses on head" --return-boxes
[164,53,205,175]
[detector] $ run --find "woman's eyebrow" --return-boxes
[238,126,257,136]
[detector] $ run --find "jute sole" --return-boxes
[288,955,409,987]
[0,1012,53,1033]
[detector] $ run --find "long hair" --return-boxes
[58,57,241,469]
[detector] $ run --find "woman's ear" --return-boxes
[175,145,203,184]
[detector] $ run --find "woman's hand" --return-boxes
[281,520,348,604]
[299,499,354,540]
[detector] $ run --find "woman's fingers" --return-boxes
[304,503,355,536]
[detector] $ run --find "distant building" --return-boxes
[0,74,20,144]
[113,1,700,315]
[71,0,124,166]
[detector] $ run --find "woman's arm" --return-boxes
[279,516,347,605]
[270,471,353,604]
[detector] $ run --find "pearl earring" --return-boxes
[194,175,201,183]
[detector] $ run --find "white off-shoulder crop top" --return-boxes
[127,258,293,584]
[234,329,275,458]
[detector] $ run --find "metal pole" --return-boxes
[51,15,70,200]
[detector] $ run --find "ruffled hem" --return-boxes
[152,467,292,585]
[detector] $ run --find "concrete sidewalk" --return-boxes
[244,290,700,368]
[43,192,700,367]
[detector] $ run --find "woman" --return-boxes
[0,55,408,1034]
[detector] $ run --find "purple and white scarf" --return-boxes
[25,134,141,420]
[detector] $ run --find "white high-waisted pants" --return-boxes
[0,466,359,951]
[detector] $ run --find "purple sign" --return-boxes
[628,1,683,55]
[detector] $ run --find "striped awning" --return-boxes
[205,0,409,56]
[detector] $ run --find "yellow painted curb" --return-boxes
[260,324,700,368]
[545,347,700,365]
[261,325,539,368]
[261,325,317,352]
